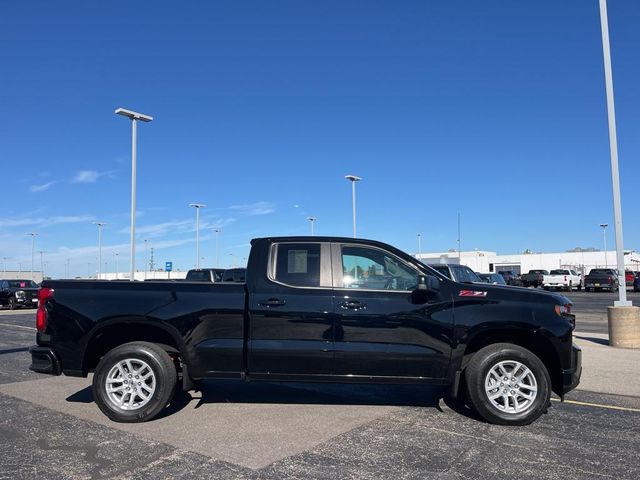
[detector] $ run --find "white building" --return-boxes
[1,270,44,283]
[416,250,640,276]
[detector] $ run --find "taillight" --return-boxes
[36,288,54,332]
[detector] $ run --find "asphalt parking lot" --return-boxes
[1,298,639,480]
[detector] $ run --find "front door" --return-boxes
[248,242,334,377]
[332,243,453,379]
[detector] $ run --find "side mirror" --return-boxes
[411,275,439,304]
[417,275,440,291]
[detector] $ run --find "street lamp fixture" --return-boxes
[417,233,422,258]
[115,107,153,281]
[93,222,106,280]
[26,232,38,281]
[307,217,317,236]
[189,203,206,269]
[345,175,362,238]
[214,228,221,267]
[600,223,609,267]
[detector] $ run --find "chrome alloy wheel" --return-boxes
[484,360,538,414]
[104,358,156,411]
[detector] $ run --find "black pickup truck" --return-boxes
[30,236,581,426]
[584,268,619,292]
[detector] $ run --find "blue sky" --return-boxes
[1,1,639,278]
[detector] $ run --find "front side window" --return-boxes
[341,245,418,291]
[274,243,321,287]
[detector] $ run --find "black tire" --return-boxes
[577,283,582,291]
[464,343,551,426]
[8,297,17,310]
[92,342,177,423]
[565,283,572,292]
[634,287,639,292]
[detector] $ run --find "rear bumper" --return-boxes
[560,343,582,396]
[29,346,61,375]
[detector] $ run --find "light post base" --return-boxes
[607,306,640,348]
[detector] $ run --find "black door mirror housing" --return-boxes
[417,275,439,291]
[411,275,440,304]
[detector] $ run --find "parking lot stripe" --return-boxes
[0,322,36,331]
[552,398,640,413]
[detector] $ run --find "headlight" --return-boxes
[554,304,572,316]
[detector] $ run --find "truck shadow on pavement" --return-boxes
[66,379,482,422]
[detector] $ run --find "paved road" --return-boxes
[564,290,640,334]
[1,310,639,479]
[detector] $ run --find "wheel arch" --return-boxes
[81,317,186,374]
[460,328,563,396]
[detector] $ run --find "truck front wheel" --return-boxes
[92,342,177,423]
[464,343,551,426]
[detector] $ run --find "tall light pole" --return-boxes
[144,239,149,280]
[417,233,422,258]
[189,203,206,269]
[26,233,38,281]
[598,0,630,306]
[600,223,609,267]
[93,222,106,280]
[345,175,362,238]
[229,253,236,268]
[214,228,221,267]
[115,108,153,281]
[39,251,45,279]
[1,257,6,276]
[307,217,317,236]
[114,253,119,280]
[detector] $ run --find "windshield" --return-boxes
[452,265,482,283]
[549,270,569,275]
[8,280,39,288]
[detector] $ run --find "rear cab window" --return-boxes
[271,243,331,288]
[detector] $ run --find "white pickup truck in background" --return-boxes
[543,269,582,291]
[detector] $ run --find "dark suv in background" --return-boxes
[497,270,523,287]
[0,279,40,309]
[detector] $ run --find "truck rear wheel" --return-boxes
[464,343,551,426]
[92,342,177,423]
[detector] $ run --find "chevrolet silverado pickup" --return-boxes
[543,269,582,292]
[29,236,581,426]
[521,270,548,288]
[584,268,619,292]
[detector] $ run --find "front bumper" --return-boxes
[560,343,582,396]
[29,346,61,375]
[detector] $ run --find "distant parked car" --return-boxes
[497,270,523,287]
[0,279,40,309]
[625,270,635,287]
[584,268,619,292]
[634,276,640,292]
[478,273,507,285]
[427,264,482,283]
[521,270,549,288]
[543,269,582,292]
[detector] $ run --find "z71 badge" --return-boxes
[459,290,488,297]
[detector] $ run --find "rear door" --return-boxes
[248,242,335,377]
[331,243,453,379]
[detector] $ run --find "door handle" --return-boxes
[340,300,367,311]
[259,298,287,307]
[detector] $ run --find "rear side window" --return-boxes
[274,243,321,287]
